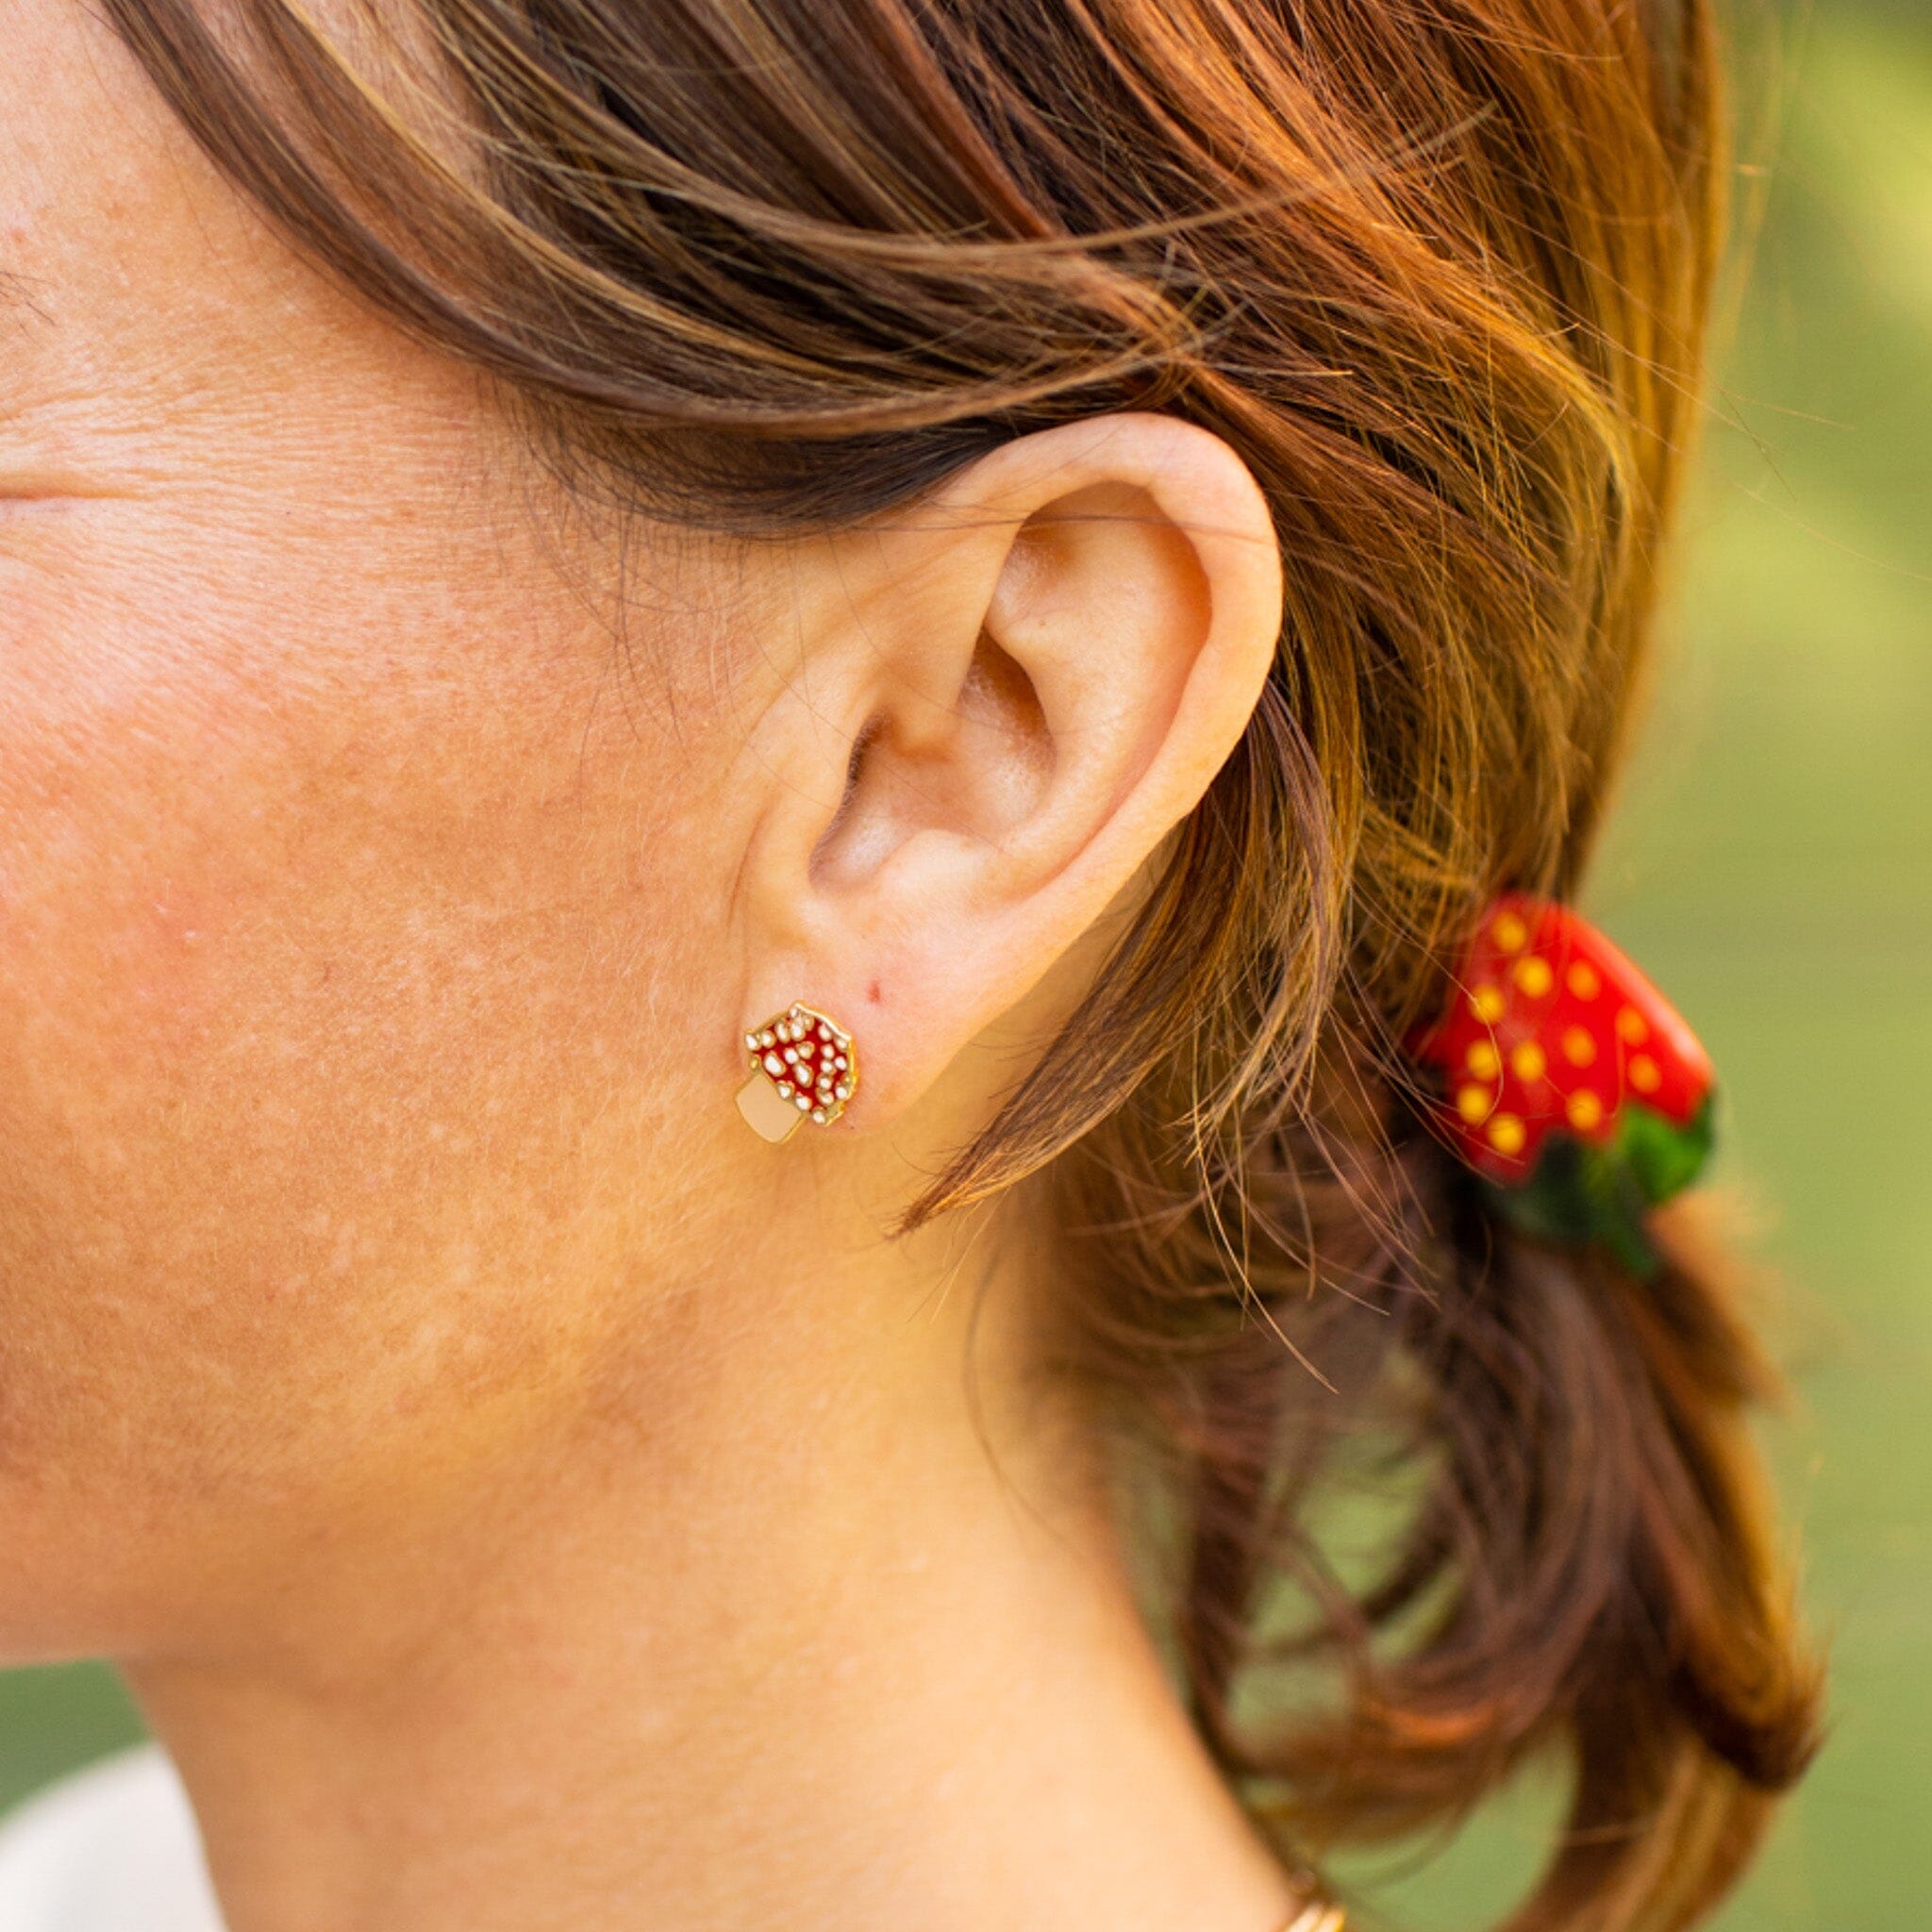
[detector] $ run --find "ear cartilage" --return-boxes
[735,1003,858,1143]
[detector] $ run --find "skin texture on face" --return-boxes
[0,0,780,1653]
[0,4,1305,1927]
[0,0,1284,1643]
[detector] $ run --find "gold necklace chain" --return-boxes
[1276,1905,1346,1932]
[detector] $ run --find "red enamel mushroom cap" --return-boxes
[1404,892,1717,1186]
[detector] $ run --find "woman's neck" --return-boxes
[120,1227,1300,1932]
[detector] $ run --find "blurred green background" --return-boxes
[0,1,1925,1926]
[1344,1,1932,1924]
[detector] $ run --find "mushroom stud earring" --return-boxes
[736,1003,858,1143]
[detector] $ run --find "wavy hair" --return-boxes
[101,0,1823,1922]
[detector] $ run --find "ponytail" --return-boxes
[1052,1060,1820,1930]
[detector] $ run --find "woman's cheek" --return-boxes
[0,541,301,1089]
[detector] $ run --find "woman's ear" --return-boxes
[733,411,1282,1131]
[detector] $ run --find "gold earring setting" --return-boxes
[735,1003,858,1143]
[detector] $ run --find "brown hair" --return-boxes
[102,0,1821,1921]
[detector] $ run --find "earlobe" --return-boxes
[735,412,1281,1141]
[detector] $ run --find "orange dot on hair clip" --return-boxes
[1513,957,1554,998]
[1469,984,1506,1024]
[1561,1025,1596,1067]
[1510,1041,1547,1083]
[1491,910,1530,953]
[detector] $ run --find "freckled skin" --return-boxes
[0,8,1307,1927]
[0,0,773,1658]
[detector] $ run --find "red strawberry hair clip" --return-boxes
[1403,891,1718,1276]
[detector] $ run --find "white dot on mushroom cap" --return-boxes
[763,1053,783,1075]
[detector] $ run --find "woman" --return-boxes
[0,0,1820,1926]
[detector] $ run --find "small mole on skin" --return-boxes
[868,979,881,1004]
